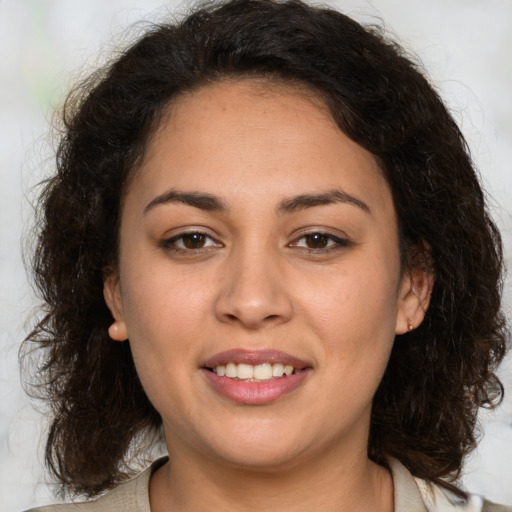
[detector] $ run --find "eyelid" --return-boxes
[159,226,351,253]
[161,227,224,251]
[288,228,351,252]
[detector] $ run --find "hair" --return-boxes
[23,0,508,499]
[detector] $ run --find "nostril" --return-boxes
[215,289,294,328]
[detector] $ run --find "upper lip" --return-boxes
[202,349,311,369]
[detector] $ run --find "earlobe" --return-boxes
[108,321,128,341]
[103,272,128,341]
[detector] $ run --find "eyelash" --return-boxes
[289,232,350,253]
[161,230,350,255]
[161,231,222,253]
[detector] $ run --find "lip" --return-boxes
[201,367,311,405]
[201,349,312,405]
[202,349,310,369]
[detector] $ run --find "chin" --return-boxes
[194,419,315,471]
[213,444,307,473]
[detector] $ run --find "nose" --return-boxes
[214,247,294,330]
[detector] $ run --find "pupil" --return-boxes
[307,234,327,248]
[184,233,205,249]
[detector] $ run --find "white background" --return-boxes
[1,1,511,510]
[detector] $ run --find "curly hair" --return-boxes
[23,0,507,499]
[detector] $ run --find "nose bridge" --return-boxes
[215,238,293,328]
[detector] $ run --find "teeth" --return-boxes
[225,363,237,378]
[237,363,254,379]
[213,362,299,381]
[272,363,284,377]
[254,363,272,380]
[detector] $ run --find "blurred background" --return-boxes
[1,1,511,510]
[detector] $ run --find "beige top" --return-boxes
[26,458,511,512]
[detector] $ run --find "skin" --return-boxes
[104,79,432,511]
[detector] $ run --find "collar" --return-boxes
[388,457,484,512]
[130,456,484,512]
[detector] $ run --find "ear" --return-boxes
[395,245,434,335]
[103,270,128,341]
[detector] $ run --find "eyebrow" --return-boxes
[143,187,370,216]
[277,189,370,215]
[143,189,228,215]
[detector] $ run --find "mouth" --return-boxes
[206,362,304,382]
[201,349,312,404]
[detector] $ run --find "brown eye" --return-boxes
[290,232,350,252]
[182,233,207,249]
[304,233,329,249]
[163,231,221,252]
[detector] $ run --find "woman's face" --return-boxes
[105,80,427,471]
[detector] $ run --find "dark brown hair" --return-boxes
[23,0,507,499]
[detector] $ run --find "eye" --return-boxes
[163,231,222,251]
[290,232,350,251]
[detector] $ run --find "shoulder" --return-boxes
[482,502,512,512]
[24,458,167,512]
[388,457,512,512]
[24,479,142,512]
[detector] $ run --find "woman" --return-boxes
[23,0,511,510]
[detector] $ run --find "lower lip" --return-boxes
[201,368,311,405]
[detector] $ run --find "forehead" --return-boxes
[126,79,392,216]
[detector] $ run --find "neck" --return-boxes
[149,440,394,512]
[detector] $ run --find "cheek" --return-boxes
[117,263,212,398]
[120,274,203,424]
[308,263,399,334]
[121,259,210,340]
[302,258,400,378]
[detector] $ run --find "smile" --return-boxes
[210,362,300,381]
[201,350,311,405]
